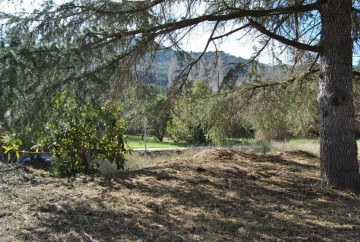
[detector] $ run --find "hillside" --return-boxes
[1,149,359,241]
[145,48,289,86]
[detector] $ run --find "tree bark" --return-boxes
[319,0,360,190]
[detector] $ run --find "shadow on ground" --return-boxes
[1,149,359,241]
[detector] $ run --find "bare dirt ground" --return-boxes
[1,149,359,241]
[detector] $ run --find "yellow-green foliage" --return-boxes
[0,132,22,160]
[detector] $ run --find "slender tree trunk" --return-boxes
[319,0,360,190]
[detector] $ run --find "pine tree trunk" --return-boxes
[319,0,360,190]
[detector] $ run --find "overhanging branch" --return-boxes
[105,2,320,41]
[247,18,321,53]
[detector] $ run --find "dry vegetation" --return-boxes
[272,141,320,156]
[1,148,360,241]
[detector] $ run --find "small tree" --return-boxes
[241,69,319,140]
[42,92,129,177]
[168,81,215,145]
[145,97,171,142]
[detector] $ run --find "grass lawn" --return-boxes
[124,135,360,157]
[125,135,188,149]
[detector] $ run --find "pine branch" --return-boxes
[247,18,321,53]
[104,2,320,41]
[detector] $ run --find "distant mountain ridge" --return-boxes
[144,48,247,86]
[143,48,289,87]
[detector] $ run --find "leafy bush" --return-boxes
[41,92,129,177]
[0,132,22,161]
[167,80,252,145]
[167,81,214,145]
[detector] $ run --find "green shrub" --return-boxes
[167,81,214,145]
[41,92,130,177]
[0,132,22,160]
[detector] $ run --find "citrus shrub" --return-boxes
[41,92,129,177]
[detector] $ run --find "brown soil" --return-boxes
[1,148,359,241]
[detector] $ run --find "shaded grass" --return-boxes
[1,149,360,241]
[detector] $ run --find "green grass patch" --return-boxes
[125,135,189,149]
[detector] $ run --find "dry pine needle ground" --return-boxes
[0,148,359,241]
